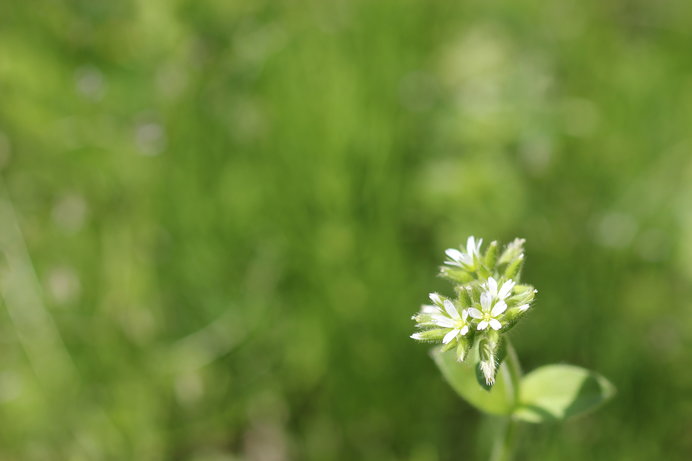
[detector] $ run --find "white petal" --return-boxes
[480,292,491,311]
[466,236,476,255]
[461,309,469,321]
[467,308,483,319]
[491,301,507,317]
[432,315,456,328]
[477,320,489,330]
[475,238,483,254]
[445,248,463,262]
[498,280,515,299]
[444,260,462,267]
[489,319,502,330]
[410,333,424,340]
[460,325,469,336]
[444,300,460,319]
[518,303,530,312]
[429,293,442,305]
[442,329,458,344]
[487,277,498,297]
[420,304,441,314]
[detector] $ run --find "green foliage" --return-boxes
[432,346,515,415]
[0,0,691,459]
[433,348,615,424]
[515,365,616,423]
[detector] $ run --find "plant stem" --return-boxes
[489,416,518,461]
[489,339,522,461]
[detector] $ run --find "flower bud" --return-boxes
[483,240,499,269]
[499,238,525,265]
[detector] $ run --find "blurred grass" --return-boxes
[1,0,692,459]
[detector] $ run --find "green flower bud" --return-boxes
[456,334,472,362]
[483,240,499,270]
[503,254,524,280]
[477,330,504,387]
[499,238,525,265]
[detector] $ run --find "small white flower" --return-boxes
[483,277,515,302]
[411,297,470,344]
[440,300,470,344]
[468,277,514,331]
[445,236,483,268]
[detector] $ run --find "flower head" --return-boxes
[411,294,471,343]
[411,237,536,378]
[445,236,483,268]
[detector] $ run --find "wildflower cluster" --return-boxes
[411,237,537,386]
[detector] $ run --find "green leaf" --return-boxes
[431,345,517,415]
[513,364,615,423]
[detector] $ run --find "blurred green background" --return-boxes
[1,0,692,460]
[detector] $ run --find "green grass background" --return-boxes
[1,0,691,459]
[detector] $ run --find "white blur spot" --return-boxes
[46,266,81,305]
[175,371,204,407]
[595,211,638,249]
[519,133,553,175]
[135,122,166,156]
[52,194,88,233]
[75,66,105,101]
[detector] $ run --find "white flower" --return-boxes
[467,277,515,331]
[483,277,515,302]
[445,236,483,268]
[411,296,470,343]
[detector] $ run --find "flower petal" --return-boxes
[491,300,507,317]
[429,293,442,305]
[489,319,502,330]
[498,280,515,299]
[480,292,491,311]
[487,277,498,297]
[420,304,441,314]
[467,308,483,319]
[432,315,455,328]
[442,329,458,344]
[460,325,469,336]
[517,303,530,312]
[477,320,488,330]
[444,299,460,319]
[461,309,469,321]
[466,236,476,255]
[445,248,463,262]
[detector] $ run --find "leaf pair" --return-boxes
[431,347,615,423]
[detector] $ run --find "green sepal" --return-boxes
[411,328,448,342]
[499,238,525,265]
[483,241,498,270]
[455,334,472,362]
[456,286,473,307]
[440,337,457,352]
[476,330,506,390]
[503,256,524,281]
[439,267,474,284]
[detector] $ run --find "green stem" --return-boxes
[489,339,522,461]
[489,417,518,461]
